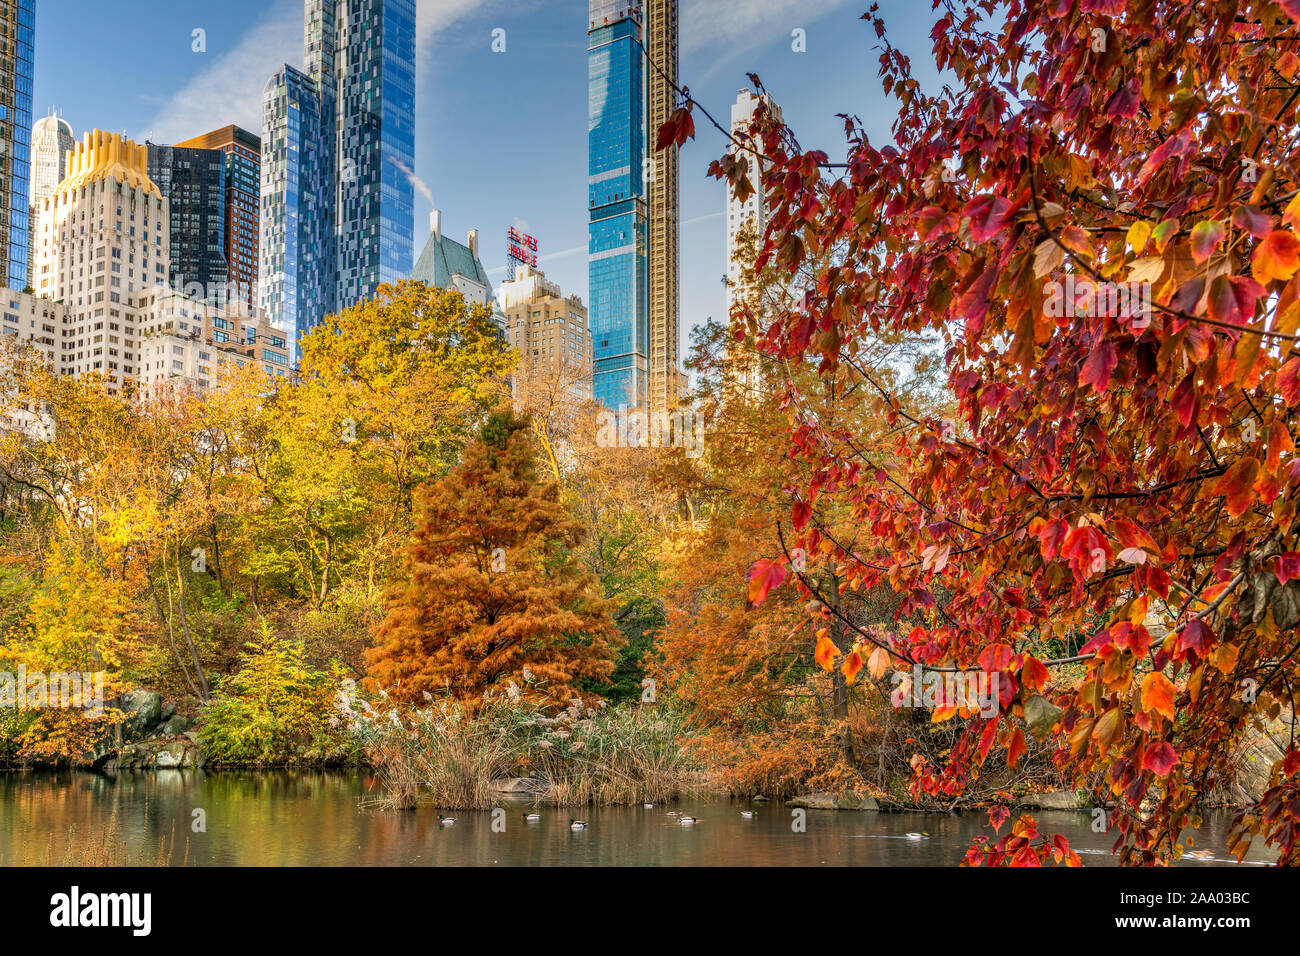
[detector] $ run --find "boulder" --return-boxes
[489,777,547,795]
[115,689,163,740]
[787,792,880,810]
[1224,722,1290,804]
[1015,790,1088,810]
[160,701,177,722]
[154,741,189,769]
[160,715,190,736]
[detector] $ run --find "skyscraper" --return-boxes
[724,90,783,393]
[261,0,416,365]
[644,0,679,412]
[587,0,679,414]
[27,113,73,291]
[725,89,782,308]
[176,125,261,308]
[147,142,228,303]
[1,1,34,292]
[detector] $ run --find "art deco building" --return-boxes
[0,1,34,292]
[175,125,261,308]
[28,130,287,395]
[27,113,73,291]
[33,130,169,391]
[587,0,679,414]
[261,0,416,365]
[499,264,592,406]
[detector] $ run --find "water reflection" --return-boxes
[0,771,1276,866]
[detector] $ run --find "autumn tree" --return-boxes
[365,411,622,707]
[662,0,1300,864]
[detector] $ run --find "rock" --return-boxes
[115,689,164,740]
[1224,721,1290,804]
[787,792,880,810]
[752,794,772,802]
[160,701,177,721]
[489,777,547,794]
[1015,790,1088,810]
[160,715,190,736]
[154,741,189,769]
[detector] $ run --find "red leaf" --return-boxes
[1277,553,1300,585]
[1280,357,1300,406]
[746,558,787,605]
[979,644,1014,672]
[1080,339,1118,394]
[1142,741,1179,777]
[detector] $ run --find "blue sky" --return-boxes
[35,0,941,352]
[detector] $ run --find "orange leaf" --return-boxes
[842,650,863,685]
[814,634,841,671]
[1141,671,1176,721]
[1253,229,1300,283]
[1007,728,1027,767]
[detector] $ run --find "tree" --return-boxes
[365,411,622,707]
[663,0,1300,864]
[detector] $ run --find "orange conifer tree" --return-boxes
[365,411,622,707]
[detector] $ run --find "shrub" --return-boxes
[199,621,356,766]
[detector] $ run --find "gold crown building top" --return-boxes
[56,129,161,199]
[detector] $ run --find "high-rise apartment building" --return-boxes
[725,89,782,309]
[176,125,261,308]
[27,113,73,291]
[725,90,783,393]
[644,0,679,413]
[499,264,592,406]
[0,1,34,292]
[261,0,416,365]
[146,142,227,304]
[587,0,678,414]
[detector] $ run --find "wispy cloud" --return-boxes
[143,0,514,145]
[681,0,857,77]
[141,0,300,143]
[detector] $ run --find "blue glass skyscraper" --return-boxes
[2,1,33,292]
[588,0,679,413]
[588,1,649,410]
[261,0,416,365]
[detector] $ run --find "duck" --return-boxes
[679,815,698,825]
[569,819,587,830]
[643,803,655,809]
[439,815,456,826]
[522,812,541,822]
[904,831,929,840]
[740,810,757,819]
[666,810,681,817]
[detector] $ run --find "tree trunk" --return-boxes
[176,541,210,700]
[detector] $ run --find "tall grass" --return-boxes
[350,690,712,810]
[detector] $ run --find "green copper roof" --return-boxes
[411,228,490,290]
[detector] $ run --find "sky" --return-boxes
[34,0,942,357]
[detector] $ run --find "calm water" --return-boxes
[0,770,1277,866]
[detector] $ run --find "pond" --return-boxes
[0,771,1278,866]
